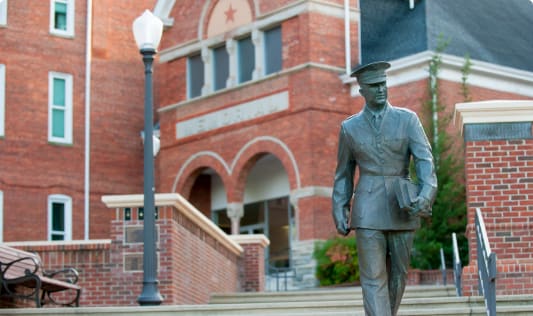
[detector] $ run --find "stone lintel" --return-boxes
[454,100,533,141]
[229,234,270,248]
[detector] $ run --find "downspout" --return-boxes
[344,0,351,75]
[84,0,93,240]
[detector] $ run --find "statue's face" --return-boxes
[359,81,388,111]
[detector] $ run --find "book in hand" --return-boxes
[393,178,419,212]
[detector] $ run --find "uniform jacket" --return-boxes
[332,103,437,230]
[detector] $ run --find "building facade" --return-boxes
[152,0,533,285]
[0,0,153,242]
[1,0,532,289]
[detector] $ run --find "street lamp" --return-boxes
[132,9,164,306]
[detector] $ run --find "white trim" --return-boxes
[153,0,175,26]
[454,100,533,134]
[173,151,231,191]
[344,51,533,98]
[47,194,73,241]
[0,64,5,137]
[48,71,73,144]
[290,186,333,201]
[229,234,270,247]
[5,239,112,247]
[0,191,3,242]
[49,0,75,38]
[0,0,7,26]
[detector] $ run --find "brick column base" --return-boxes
[230,234,270,292]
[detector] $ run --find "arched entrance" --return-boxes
[242,154,294,269]
[188,168,227,222]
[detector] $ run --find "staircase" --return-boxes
[207,285,533,316]
[2,285,533,315]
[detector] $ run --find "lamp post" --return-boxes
[132,10,164,306]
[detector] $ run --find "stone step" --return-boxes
[2,297,532,316]
[209,285,457,304]
[205,295,533,316]
[2,286,533,316]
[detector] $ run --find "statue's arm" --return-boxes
[408,114,438,206]
[332,124,356,235]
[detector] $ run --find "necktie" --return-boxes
[373,114,382,129]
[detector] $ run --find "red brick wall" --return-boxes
[462,137,533,295]
[238,243,267,292]
[0,0,157,241]
[2,202,245,307]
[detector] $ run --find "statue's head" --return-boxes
[351,61,390,111]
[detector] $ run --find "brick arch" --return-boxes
[230,136,301,202]
[172,151,233,200]
[198,0,258,40]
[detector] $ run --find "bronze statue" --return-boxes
[332,61,437,316]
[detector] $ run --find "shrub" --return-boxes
[313,236,359,286]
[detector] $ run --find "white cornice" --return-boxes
[153,0,176,27]
[229,234,270,248]
[343,51,533,98]
[5,239,112,247]
[454,100,533,133]
[158,0,358,63]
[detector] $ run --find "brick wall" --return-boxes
[1,193,269,307]
[230,235,270,292]
[456,100,533,296]
[0,0,158,241]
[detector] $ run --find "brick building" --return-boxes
[0,0,153,241]
[1,0,533,290]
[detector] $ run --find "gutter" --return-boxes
[344,0,351,75]
[84,0,93,240]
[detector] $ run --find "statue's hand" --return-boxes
[411,196,432,218]
[336,220,350,236]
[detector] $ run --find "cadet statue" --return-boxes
[332,61,437,316]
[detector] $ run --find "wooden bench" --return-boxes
[0,244,81,307]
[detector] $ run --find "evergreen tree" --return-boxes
[410,43,469,269]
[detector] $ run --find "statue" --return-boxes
[332,61,437,316]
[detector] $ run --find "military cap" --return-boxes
[350,61,391,84]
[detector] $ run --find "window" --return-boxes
[0,0,7,26]
[50,0,75,37]
[264,26,282,75]
[48,194,72,241]
[0,64,4,137]
[238,36,255,83]
[213,45,229,91]
[48,72,73,144]
[187,53,204,99]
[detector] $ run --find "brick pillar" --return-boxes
[455,100,533,296]
[230,234,270,292]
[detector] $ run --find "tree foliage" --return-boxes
[410,41,469,269]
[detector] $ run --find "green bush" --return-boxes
[313,237,359,286]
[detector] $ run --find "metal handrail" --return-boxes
[475,208,497,316]
[440,248,447,285]
[267,267,295,292]
[452,232,462,296]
